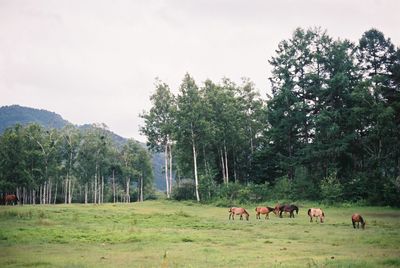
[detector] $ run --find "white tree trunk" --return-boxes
[191,128,200,202]
[101,176,104,204]
[169,142,173,194]
[64,177,68,204]
[54,183,57,204]
[164,143,170,198]
[84,183,88,204]
[94,172,97,204]
[224,144,229,184]
[220,149,226,184]
[112,170,116,203]
[126,178,130,203]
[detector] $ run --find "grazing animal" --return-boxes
[255,206,275,219]
[229,207,249,221]
[4,194,18,205]
[275,204,299,218]
[352,214,366,229]
[308,208,325,223]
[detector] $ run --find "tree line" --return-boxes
[0,123,154,204]
[141,28,400,205]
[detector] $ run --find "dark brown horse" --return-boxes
[3,194,19,205]
[275,204,299,218]
[255,206,275,219]
[229,207,250,221]
[352,213,366,229]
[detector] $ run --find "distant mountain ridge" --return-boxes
[0,104,165,191]
[0,105,69,133]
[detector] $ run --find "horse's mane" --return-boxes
[359,215,364,223]
[267,207,274,211]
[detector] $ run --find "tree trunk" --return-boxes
[84,183,88,204]
[191,127,200,202]
[224,143,229,183]
[94,171,97,204]
[69,180,73,204]
[126,178,130,203]
[164,143,170,198]
[54,183,57,204]
[112,169,116,203]
[169,142,173,195]
[64,177,68,204]
[101,175,104,204]
[220,149,226,183]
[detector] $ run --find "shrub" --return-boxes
[171,179,196,201]
[271,176,294,200]
[320,173,344,204]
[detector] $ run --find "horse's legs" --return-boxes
[240,214,243,220]
[352,220,356,228]
[310,217,313,222]
[280,210,283,218]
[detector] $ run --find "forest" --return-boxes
[141,27,400,206]
[0,123,154,204]
[1,27,399,206]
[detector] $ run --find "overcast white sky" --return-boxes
[1,0,399,142]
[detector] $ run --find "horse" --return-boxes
[308,208,325,223]
[275,204,299,218]
[4,194,19,205]
[229,207,250,221]
[352,213,366,229]
[255,206,275,219]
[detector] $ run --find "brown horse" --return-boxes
[229,207,249,221]
[255,206,275,219]
[4,194,18,205]
[352,214,366,229]
[308,208,325,223]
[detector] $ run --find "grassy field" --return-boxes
[0,200,399,267]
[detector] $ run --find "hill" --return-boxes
[0,104,165,190]
[0,105,69,133]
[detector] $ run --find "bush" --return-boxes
[171,179,196,201]
[383,176,400,207]
[320,173,344,204]
[271,176,294,200]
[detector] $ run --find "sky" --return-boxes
[1,0,399,142]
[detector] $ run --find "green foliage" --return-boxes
[320,173,344,204]
[171,180,196,201]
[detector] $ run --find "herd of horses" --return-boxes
[1,194,366,229]
[229,204,366,229]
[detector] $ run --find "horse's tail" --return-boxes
[322,211,325,217]
[307,208,311,216]
[295,206,299,214]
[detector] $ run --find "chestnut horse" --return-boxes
[352,214,366,229]
[4,194,18,205]
[229,207,249,221]
[255,207,275,219]
[275,204,299,218]
[308,208,325,223]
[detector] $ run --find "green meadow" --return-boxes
[0,201,399,267]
